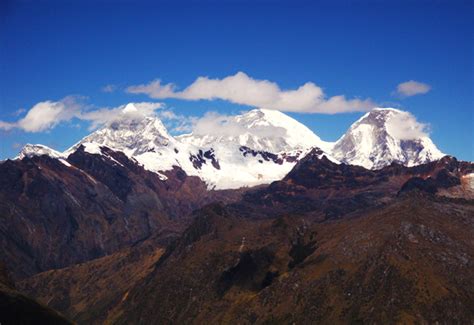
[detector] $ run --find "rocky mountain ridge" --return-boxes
[16,105,447,190]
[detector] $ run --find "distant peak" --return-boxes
[356,108,405,123]
[333,108,444,169]
[65,109,172,157]
[18,144,63,160]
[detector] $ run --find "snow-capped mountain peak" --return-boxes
[18,144,63,160]
[332,108,444,169]
[15,105,447,189]
[60,106,331,189]
[178,108,333,153]
[66,104,173,157]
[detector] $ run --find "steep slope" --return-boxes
[232,150,473,221]
[174,108,335,189]
[65,105,332,189]
[66,103,174,158]
[332,108,444,169]
[109,194,474,324]
[178,108,333,152]
[18,154,474,324]
[18,236,165,324]
[0,146,242,280]
[18,144,64,160]
[16,106,449,189]
[0,263,71,324]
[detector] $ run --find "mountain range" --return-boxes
[1,105,473,324]
[18,105,445,189]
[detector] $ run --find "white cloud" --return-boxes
[191,111,287,138]
[15,96,83,132]
[0,98,166,132]
[127,80,177,98]
[80,102,163,130]
[155,109,198,134]
[386,110,429,140]
[126,71,375,114]
[395,80,431,97]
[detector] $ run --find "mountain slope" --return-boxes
[15,106,450,190]
[18,153,474,324]
[18,237,165,324]
[109,195,474,324]
[0,263,71,324]
[102,153,473,324]
[178,108,333,152]
[65,105,333,189]
[332,108,444,169]
[0,146,242,280]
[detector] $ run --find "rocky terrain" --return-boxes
[0,106,472,324]
[0,144,242,280]
[18,236,165,324]
[12,152,474,324]
[110,194,474,324]
[0,263,71,324]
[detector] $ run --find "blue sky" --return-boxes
[0,0,472,160]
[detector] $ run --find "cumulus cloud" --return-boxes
[394,80,431,97]
[126,71,375,114]
[386,110,429,140]
[21,97,84,132]
[0,98,166,132]
[2,96,84,132]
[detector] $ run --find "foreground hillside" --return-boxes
[13,152,474,324]
[111,195,474,324]
[0,145,242,280]
[0,264,71,324]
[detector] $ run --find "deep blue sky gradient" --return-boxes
[0,0,472,159]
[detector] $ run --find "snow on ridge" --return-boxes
[177,108,333,153]
[61,107,334,189]
[332,108,444,170]
[18,144,64,160]
[15,106,446,189]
